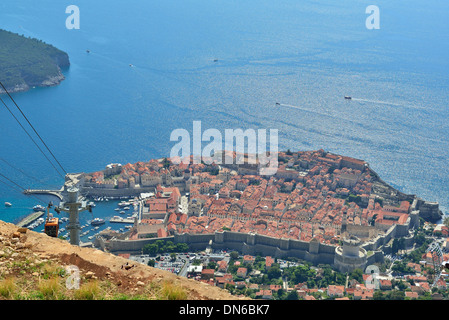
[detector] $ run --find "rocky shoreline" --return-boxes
[0,72,66,94]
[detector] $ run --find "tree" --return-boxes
[230,251,239,260]
[143,243,159,255]
[386,290,405,300]
[349,268,364,283]
[267,264,282,280]
[162,157,171,169]
[208,261,217,270]
[175,242,189,252]
[373,291,385,300]
[286,290,299,300]
[443,216,449,228]
[147,259,156,267]
[414,232,426,246]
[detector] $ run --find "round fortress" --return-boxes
[334,235,367,273]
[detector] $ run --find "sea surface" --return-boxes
[0,0,448,238]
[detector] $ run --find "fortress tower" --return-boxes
[334,235,367,273]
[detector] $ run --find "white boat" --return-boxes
[4,202,12,207]
[118,201,130,207]
[91,218,106,226]
[33,205,45,212]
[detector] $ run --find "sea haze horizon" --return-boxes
[0,0,448,224]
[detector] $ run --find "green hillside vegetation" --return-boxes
[0,29,70,92]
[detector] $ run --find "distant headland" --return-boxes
[0,29,70,94]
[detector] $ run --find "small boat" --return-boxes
[33,205,45,212]
[344,96,352,100]
[91,218,106,226]
[213,59,218,62]
[275,102,280,106]
[86,49,90,53]
[4,202,12,207]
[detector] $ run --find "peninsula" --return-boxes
[0,29,70,94]
[25,150,449,300]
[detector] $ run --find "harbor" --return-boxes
[14,195,141,246]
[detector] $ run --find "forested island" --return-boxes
[0,29,70,94]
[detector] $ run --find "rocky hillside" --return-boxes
[0,220,242,300]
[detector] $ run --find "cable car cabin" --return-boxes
[44,217,59,237]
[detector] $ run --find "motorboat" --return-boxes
[91,218,106,226]
[33,205,45,212]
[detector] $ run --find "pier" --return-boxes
[110,216,134,224]
[23,188,63,201]
[16,210,45,228]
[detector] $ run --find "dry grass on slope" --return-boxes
[0,220,244,300]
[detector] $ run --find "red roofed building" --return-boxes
[405,291,418,299]
[327,285,345,298]
[237,267,247,278]
[201,268,215,280]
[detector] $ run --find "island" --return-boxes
[0,29,70,94]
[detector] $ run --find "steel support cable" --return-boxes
[0,95,65,178]
[0,173,47,205]
[0,81,67,175]
[0,157,42,183]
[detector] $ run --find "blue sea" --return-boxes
[0,0,448,238]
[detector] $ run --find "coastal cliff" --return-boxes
[0,29,70,94]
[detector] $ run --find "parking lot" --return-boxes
[129,249,232,277]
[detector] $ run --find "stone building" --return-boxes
[334,235,367,273]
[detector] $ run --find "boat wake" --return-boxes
[350,98,403,106]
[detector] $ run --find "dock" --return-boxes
[23,188,63,201]
[109,217,134,224]
[16,211,45,228]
